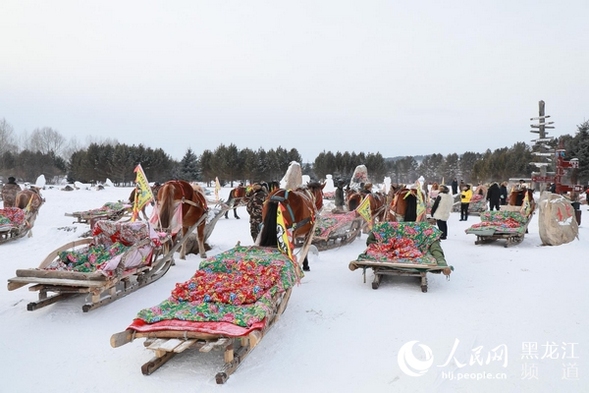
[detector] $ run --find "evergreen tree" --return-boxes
[177,148,199,181]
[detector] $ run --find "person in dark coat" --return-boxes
[500,182,508,205]
[451,178,458,195]
[1,176,21,208]
[487,182,501,211]
[246,182,268,242]
[334,180,345,211]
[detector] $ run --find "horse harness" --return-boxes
[269,189,315,231]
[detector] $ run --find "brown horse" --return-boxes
[129,182,162,220]
[259,182,324,271]
[387,187,427,222]
[15,187,45,232]
[509,188,536,212]
[224,184,247,219]
[347,189,388,222]
[155,180,208,259]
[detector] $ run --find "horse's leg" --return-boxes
[302,256,310,271]
[197,223,207,258]
[233,207,240,219]
[178,231,187,260]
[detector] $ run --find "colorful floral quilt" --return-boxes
[72,201,130,218]
[43,221,163,275]
[314,211,358,240]
[465,210,529,235]
[357,222,441,265]
[135,246,297,327]
[0,207,26,231]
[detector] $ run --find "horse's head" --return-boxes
[261,188,316,242]
[261,181,277,193]
[306,181,325,211]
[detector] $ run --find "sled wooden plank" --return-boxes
[7,281,27,291]
[200,338,229,353]
[145,338,186,353]
[173,339,197,353]
[7,277,107,288]
[146,339,170,351]
[15,269,106,281]
[110,330,135,348]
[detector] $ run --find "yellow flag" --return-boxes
[132,164,154,221]
[276,204,294,263]
[24,193,35,213]
[355,195,372,228]
[415,181,426,222]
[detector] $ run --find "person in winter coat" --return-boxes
[451,178,458,195]
[334,180,345,211]
[430,185,453,239]
[246,182,269,242]
[487,182,501,211]
[1,176,21,208]
[499,182,508,205]
[459,184,472,221]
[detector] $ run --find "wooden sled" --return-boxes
[110,245,299,383]
[465,207,533,248]
[349,222,453,293]
[65,201,132,226]
[0,207,36,244]
[295,211,363,251]
[7,220,178,312]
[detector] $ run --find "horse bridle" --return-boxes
[269,189,315,230]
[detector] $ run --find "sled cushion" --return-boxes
[135,246,297,327]
[465,210,530,235]
[313,211,358,240]
[44,221,163,275]
[0,207,26,230]
[127,318,266,337]
[350,222,448,270]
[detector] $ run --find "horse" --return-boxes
[509,188,535,212]
[386,186,427,222]
[346,188,388,224]
[15,187,45,233]
[154,180,208,259]
[224,184,247,219]
[258,181,324,271]
[128,183,162,220]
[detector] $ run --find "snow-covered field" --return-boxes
[1,185,586,393]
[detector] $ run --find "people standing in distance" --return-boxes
[430,185,453,240]
[459,184,472,221]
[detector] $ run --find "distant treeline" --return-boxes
[1,118,588,187]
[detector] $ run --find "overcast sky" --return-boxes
[1,1,587,162]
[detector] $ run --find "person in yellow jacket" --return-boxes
[459,184,473,221]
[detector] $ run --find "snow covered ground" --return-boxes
[1,185,587,393]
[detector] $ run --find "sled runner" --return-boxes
[349,222,453,292]
[295,211,363,251]
[65,201,132,226]
[0,207,36,244]
[465,206,534,248]
[7,220,175,312]
[110,245,298,384]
